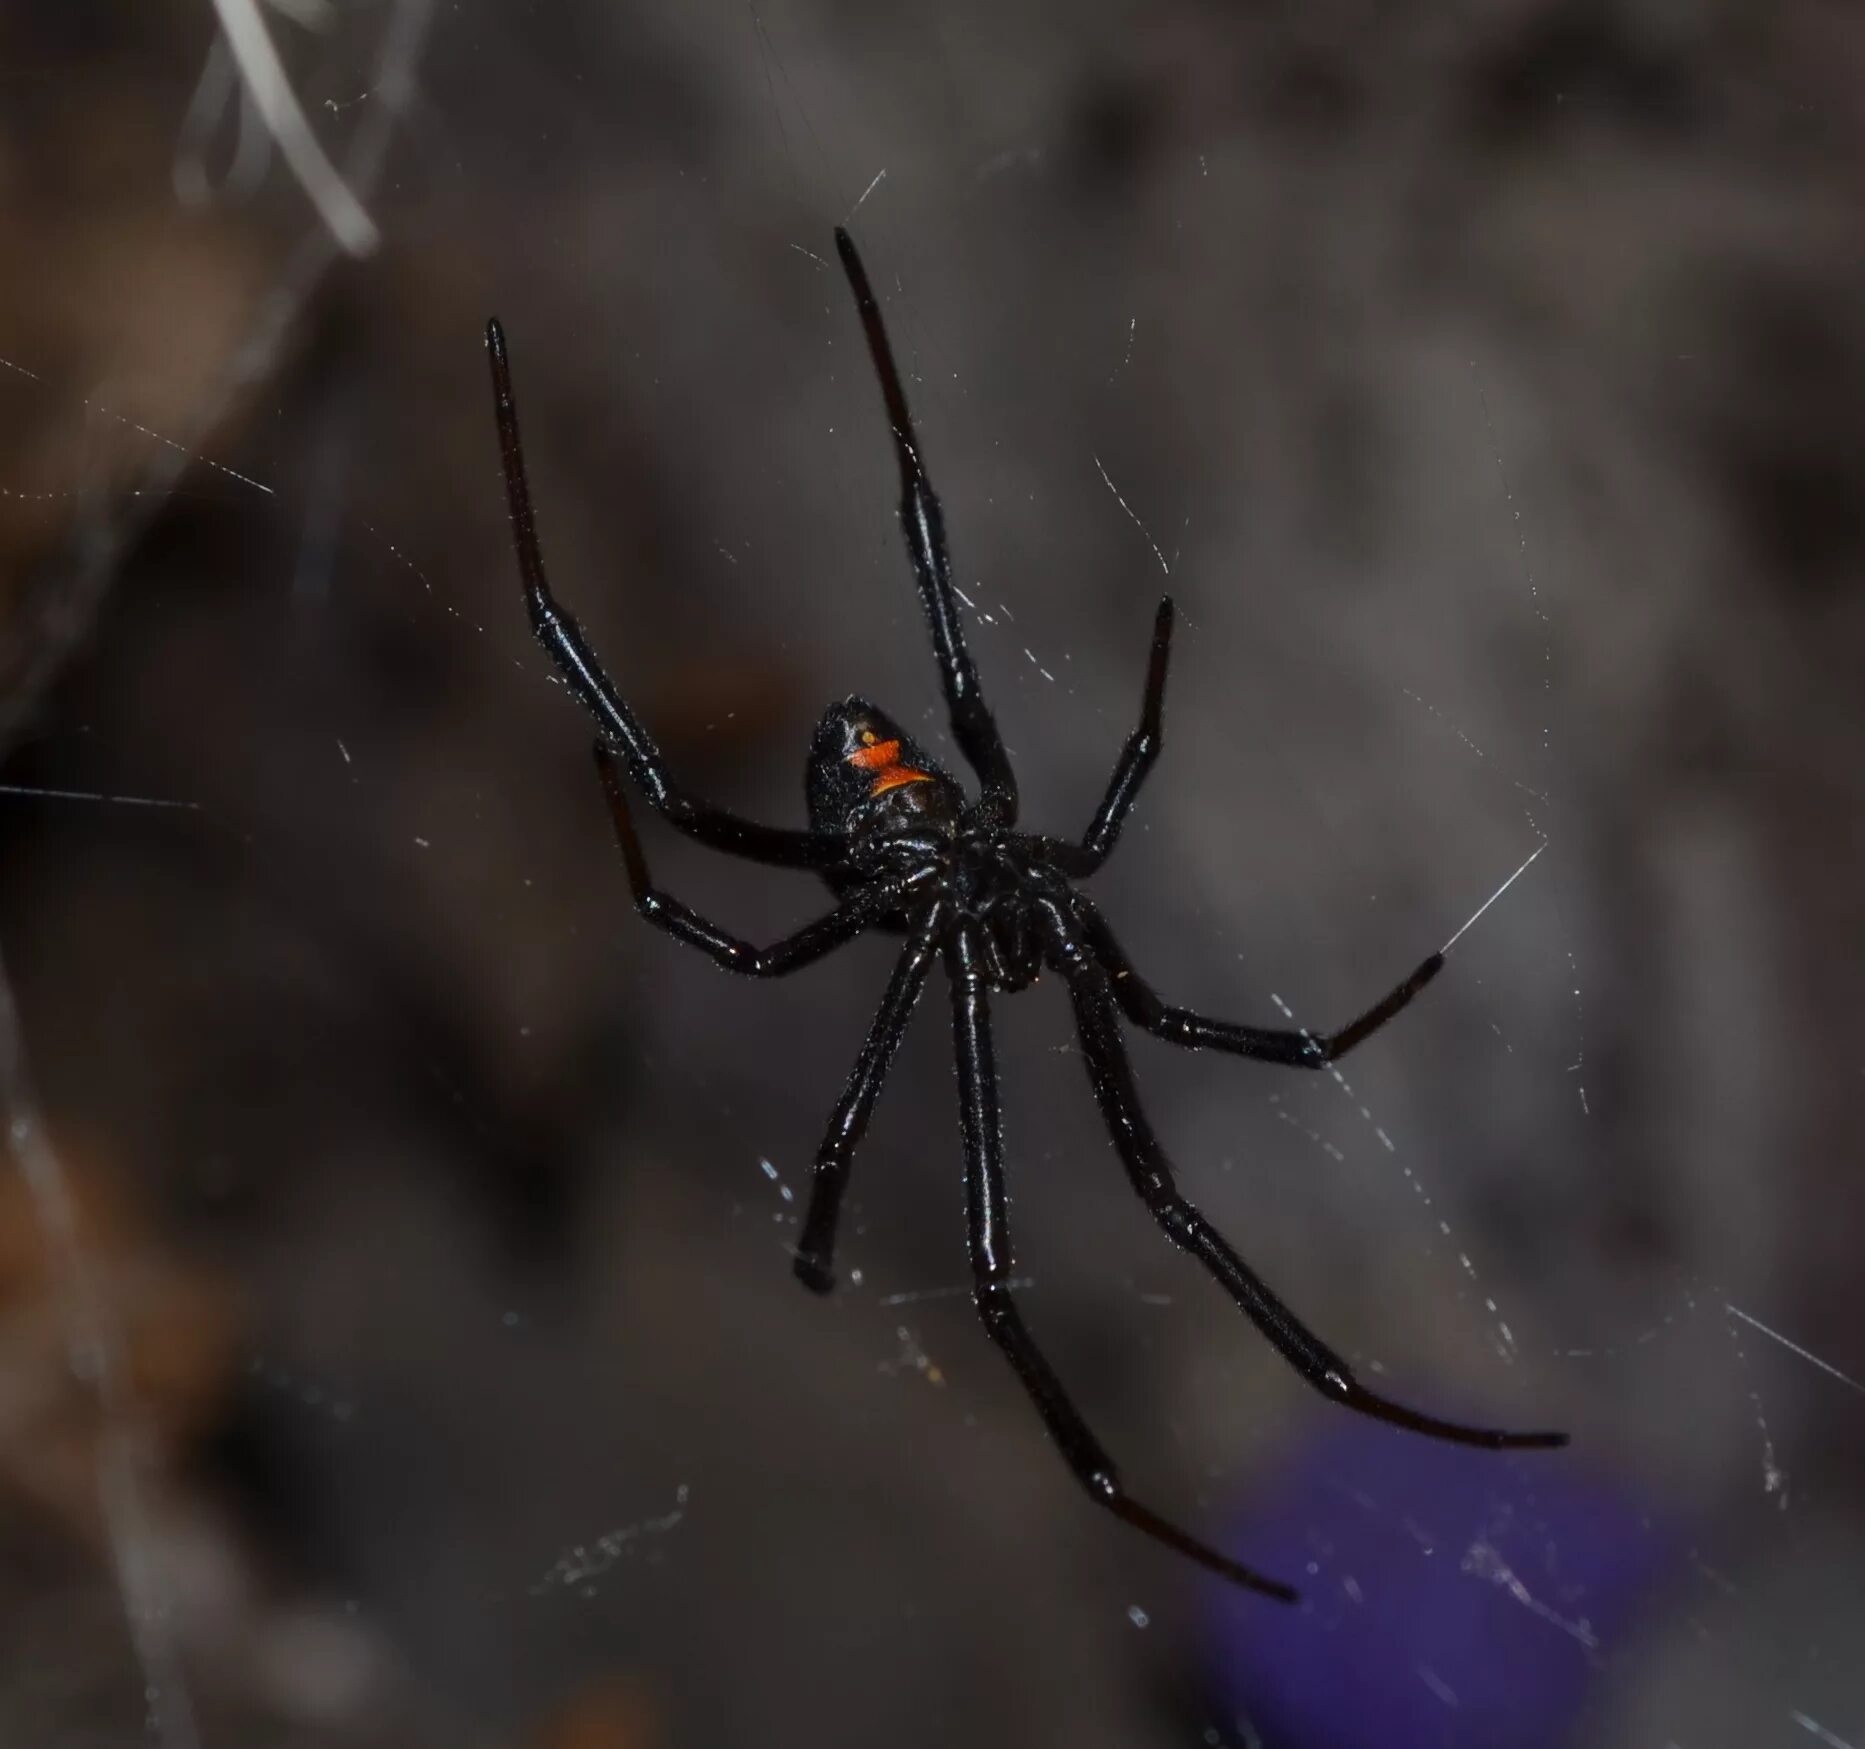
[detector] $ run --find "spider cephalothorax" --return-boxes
[487,227,1566,1600]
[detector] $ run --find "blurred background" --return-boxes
[2,2,1862,1745]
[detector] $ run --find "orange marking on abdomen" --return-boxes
[847,738,903,770]
[868,764,932,796]
[846,735,934,796]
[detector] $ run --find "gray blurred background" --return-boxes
[1,2,1862,1745]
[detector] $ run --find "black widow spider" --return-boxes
[485,228,1566,1600]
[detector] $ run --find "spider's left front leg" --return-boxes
[945,920,1297,1599]
[1038,899,1565,1452]
[595,745,909,974]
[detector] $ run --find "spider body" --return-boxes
[809,706,1076,989]
[487,227,1566,1601]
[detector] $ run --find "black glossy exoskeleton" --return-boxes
[486,228,1566,1600]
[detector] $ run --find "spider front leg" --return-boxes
[1081,900,1444,1068]
[1041,901,1566,1452]
[836,230,1018,826]
[946,921,1297,1600]
[794,902,945,1295]
[488,318,835,870]
[594,746,905,974]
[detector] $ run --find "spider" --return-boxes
[485,228,1566,1600]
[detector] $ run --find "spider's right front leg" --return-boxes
[488,317,834,871]
[945,920,1296,1600]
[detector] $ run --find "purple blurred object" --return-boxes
[1205,1420,1673,1748]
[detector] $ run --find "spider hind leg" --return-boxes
[1078,595,1175,871]
[835,228,1018,824]
[486,318,832,870]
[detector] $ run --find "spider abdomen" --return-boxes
[806,697,964,838]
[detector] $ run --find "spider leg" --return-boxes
[1080,898,1444,1069]
[794,900,946,1294]
[835,229,1018,827]
[595,745,906,973]
[487,318,835,870]
[1077,596,1174,871]
[946,919,1297,1601]
[1043,901,1567,1452]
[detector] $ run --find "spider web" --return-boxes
[1,3,1862,1747]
